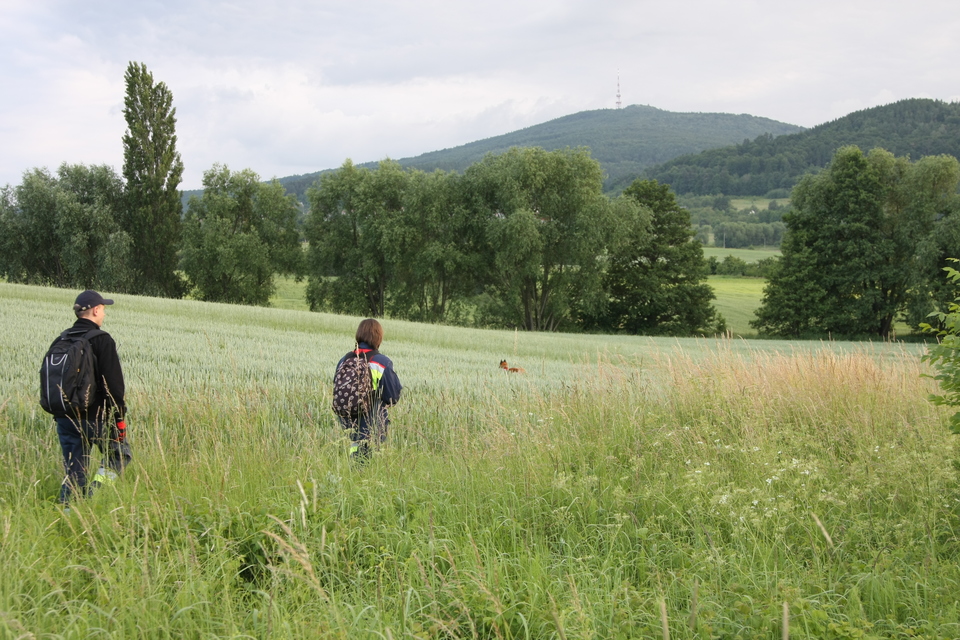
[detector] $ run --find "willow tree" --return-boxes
[462,147,612,331]
[181,165,303,305]
[303,160,404,317]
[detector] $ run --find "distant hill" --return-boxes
[267,105,804,201]
[643,98,960,196]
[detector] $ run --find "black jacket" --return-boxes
[49,318,126,421]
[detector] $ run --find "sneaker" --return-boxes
[91,467,119,486]
[349,442,371,463]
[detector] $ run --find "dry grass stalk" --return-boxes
[810,512,835,551]
[689,578,699,631]
[660,599,669,640]
[783,601,790,640]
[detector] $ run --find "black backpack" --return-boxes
[40,328,104,417]
[332,349,374,421]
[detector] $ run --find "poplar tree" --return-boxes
[121,61,185,297]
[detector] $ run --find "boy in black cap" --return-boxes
[50,290,131,503]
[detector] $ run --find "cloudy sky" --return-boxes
[2,0,959,190]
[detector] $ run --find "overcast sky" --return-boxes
[3,0,959,190]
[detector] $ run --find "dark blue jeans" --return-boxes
[55,416,132,503]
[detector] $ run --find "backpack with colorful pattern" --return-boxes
[332,349,374,420]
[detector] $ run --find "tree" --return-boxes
[0,168,63,285]
[0,164,132,290]
[753,147,890,337]
[596,179,720,336]
[753,147,960,338]
[303,160,404,317]
[121,61,185,297]
[921,260,960,433]
[385,169,483,323]
[462,147,611,331]
[180,165,304,305]
[897,156,960,328]
[911,208,960,327]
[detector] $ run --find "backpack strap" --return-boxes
[61,327,106,341]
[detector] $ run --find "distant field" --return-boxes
[702,246,781,263]
[271,274,309,311]
[709,275,765,335]
[729,197,790,210]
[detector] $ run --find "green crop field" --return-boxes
[708,275,766,336]
[1,282,956,638]
[272,274,310,311]
[702,247,781,263]
[729,198,790,211]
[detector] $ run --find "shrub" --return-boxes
[921,259,960,433]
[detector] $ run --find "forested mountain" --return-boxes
[274,105,803,199]
[644,99,960,196]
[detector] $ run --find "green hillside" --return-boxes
[644,98,960,196]
[275,105,803,199]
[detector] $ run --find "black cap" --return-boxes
[74,290,114,312]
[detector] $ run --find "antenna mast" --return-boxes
[616,72,622,109]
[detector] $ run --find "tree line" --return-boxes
[302,149,720,334]
[0,62,721,335]
[0,63,184,298]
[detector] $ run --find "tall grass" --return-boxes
[0,282,956,638]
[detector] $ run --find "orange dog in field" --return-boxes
[500,360,525,373]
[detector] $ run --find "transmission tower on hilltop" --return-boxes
[616,73,622,109]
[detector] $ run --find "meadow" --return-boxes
[707,276,766,336]
[1,282,958,639]
[701,248,781,264]
[702,246,779,337]
[727,199,790,212]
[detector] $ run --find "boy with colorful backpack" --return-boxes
[332,318,402,461]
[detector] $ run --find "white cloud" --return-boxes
[2,0,959,188]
